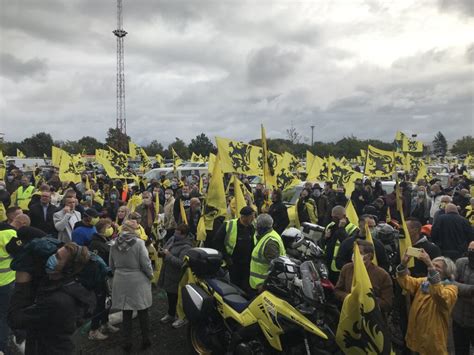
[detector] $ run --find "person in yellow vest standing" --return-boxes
[249,213,286,293]
[320,205,358,285]
[213,206,255,293]
[10,176,35,212]
[0,213,30,353]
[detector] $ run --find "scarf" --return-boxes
[116,232,137,251]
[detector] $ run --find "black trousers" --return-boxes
[167,292,178,317]
[122,309,149,343]
[91,290,108,331]
[453,320,474,355]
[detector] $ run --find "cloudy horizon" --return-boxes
[1,0,473,146]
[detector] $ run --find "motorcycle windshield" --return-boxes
[299,261,319,301]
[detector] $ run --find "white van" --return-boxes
[144,163,208,183]
[6,157,50,171]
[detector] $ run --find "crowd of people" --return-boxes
[0,160,473,354]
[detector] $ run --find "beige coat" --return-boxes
[163,197,177,230]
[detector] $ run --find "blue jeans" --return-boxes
[0,281,14,352]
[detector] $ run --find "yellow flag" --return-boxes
[261,125,277,188]
[336,244,394,354]
[364,222,378,266]
[415,160,430,182]
[208,153,216,173]
[0,151,5,181]
[395,183,414,268]
[180,200,188,225]
[172,148,182,173]
[128,141,138,158]
[16,149,26,158]
[196,216,207,241]
[0,201,6,223]
[85,175,91,191]
[96,148,136,180]
[216,137,261,175]
[306,155,325,181]
[345,200,359,226]
[126,194,142,213]
[155,154,164,167]
[364,145,395,178]
[191,152,204,163]
[233,176,247,218]
[93,191,104,207]
[199,175,203,193]
[306,150,315,174]
[51,146,63,167]
[402,137,423,153]
[59,150,81,183]
[329,158,363,196]
[205,154,227,218]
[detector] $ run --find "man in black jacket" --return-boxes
[406,217,441,277]
[351,179,370,216]
[29,191,57,236]
[335,215,389,272]
[268,189,289,236]
[213,206,255,292]
[432,203,473,261]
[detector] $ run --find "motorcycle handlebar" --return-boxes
[301,222,325,233]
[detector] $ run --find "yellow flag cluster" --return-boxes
[216,134,294,190]
[336,244,393,354]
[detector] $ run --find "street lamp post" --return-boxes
[310,125,315,147]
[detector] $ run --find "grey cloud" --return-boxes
[247,46,301,87]
[0,52,47,81]
[466,43,474,63]
[437,0,474,16]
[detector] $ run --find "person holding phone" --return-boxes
[396,249,458,354]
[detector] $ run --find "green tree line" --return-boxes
[1,128,472,160]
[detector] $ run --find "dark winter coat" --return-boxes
[158,234,193,293]
[431,212,473,260]
[8,279,95,355]
[268,202,289,236]
[88,233,111,266]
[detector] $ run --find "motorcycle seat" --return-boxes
[206,278,242,297]
[222,294,249,313]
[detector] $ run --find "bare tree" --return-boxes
[286,123,301,144]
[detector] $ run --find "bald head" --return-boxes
[445,203,458,214]
[440,195,452,204]
[11,214,31,229]
[332,205,346,219]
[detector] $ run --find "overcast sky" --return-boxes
[0,0,473,146]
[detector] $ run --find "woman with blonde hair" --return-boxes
[109,220,153,352]
[396,250,458,354]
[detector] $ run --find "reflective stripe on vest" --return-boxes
[249,230,286,289]
[0,229,17,286]
[326,222,358,273]
[16,185,34,210]
[224,219,238,255]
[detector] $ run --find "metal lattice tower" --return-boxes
[113,0,127,135]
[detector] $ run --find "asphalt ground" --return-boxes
[73,287,188,355]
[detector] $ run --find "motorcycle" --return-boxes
[181,247,334,355]
[281,223,338,303]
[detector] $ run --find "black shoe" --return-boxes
[141,339,151,350]
[122,343,132,353]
